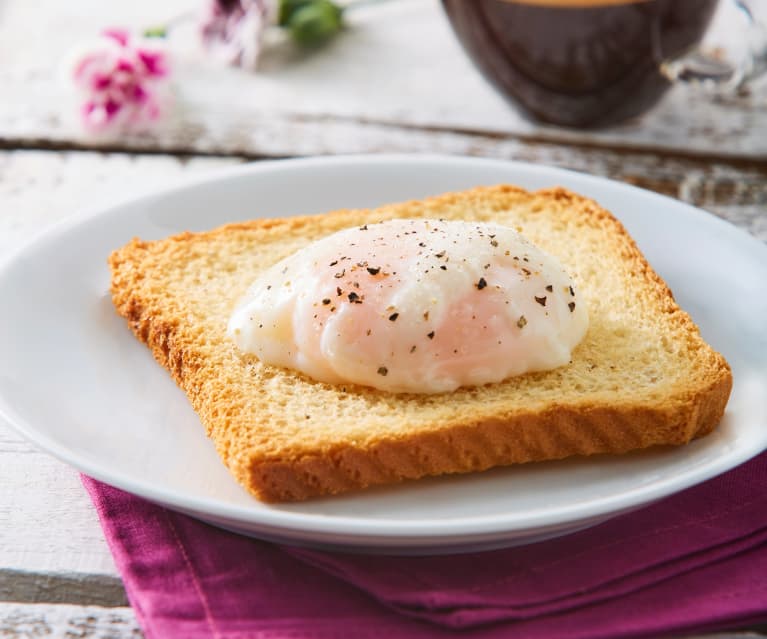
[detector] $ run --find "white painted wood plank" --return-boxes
[2,146,763,259]
[0,150,240,256]
[0,603,765,639]
[0,151,239,579]
[0,0,764,158]
[0,603,141,638]
[0,430,120,577]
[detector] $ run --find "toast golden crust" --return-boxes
[109,185,732,502]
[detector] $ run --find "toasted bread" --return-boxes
[108,186,732,501]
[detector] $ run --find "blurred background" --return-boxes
[1,0,765,258]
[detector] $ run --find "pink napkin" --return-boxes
[82,451,767,639]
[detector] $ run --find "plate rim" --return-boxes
[1,153,766,545]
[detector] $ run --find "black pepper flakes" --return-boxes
[322,298,331,305]
[377,366,388,376]
[360,224,368,230]
[410,345,416,353]
[476,277,487,290]
[569,302,576,312]
[348,292,362,303]
[435,250,446,258]
[440,265,447,271]
[329,260,338,267]
[546,285,553,292]
[490,240,498,247]
[427,331,435,339]
[517,315,527,329]
[522,268,531,276]
[569,286,575,297]
[389,312,399,322]
[535,295,547,306]
[367,266,381,275]
[334,269,346,279]
[336,286,343,296]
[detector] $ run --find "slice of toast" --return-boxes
[108,186,732,502]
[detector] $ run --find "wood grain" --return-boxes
[0,0,764,159]
[1,146,763,256]
[1,603,766,639]
[0,603,142,638]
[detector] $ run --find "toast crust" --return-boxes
[109,185,732,501]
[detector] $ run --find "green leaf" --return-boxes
[287,0,344,47]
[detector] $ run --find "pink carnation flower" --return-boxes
[69,29,171,133]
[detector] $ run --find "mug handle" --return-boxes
[660,0,767,91]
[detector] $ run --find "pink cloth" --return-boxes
[82,451,767,639]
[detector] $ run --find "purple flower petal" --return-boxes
[199,0,270,69]
[104,99,122,118]
[92,73,112,91]
[115,58,135,74]
[131,84,149,104]
[137,50,167,77]
[102,28,130,47]
[70,27,171,133]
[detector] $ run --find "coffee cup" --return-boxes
[441,0,767,127]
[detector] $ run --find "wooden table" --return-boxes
[1,0,765,635]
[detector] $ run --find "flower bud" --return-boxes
[287,0,343,47]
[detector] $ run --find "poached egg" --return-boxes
[228,218,588,393]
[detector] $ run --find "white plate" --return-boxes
[1,155,766,554]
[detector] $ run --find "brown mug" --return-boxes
[441,0,767,127]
